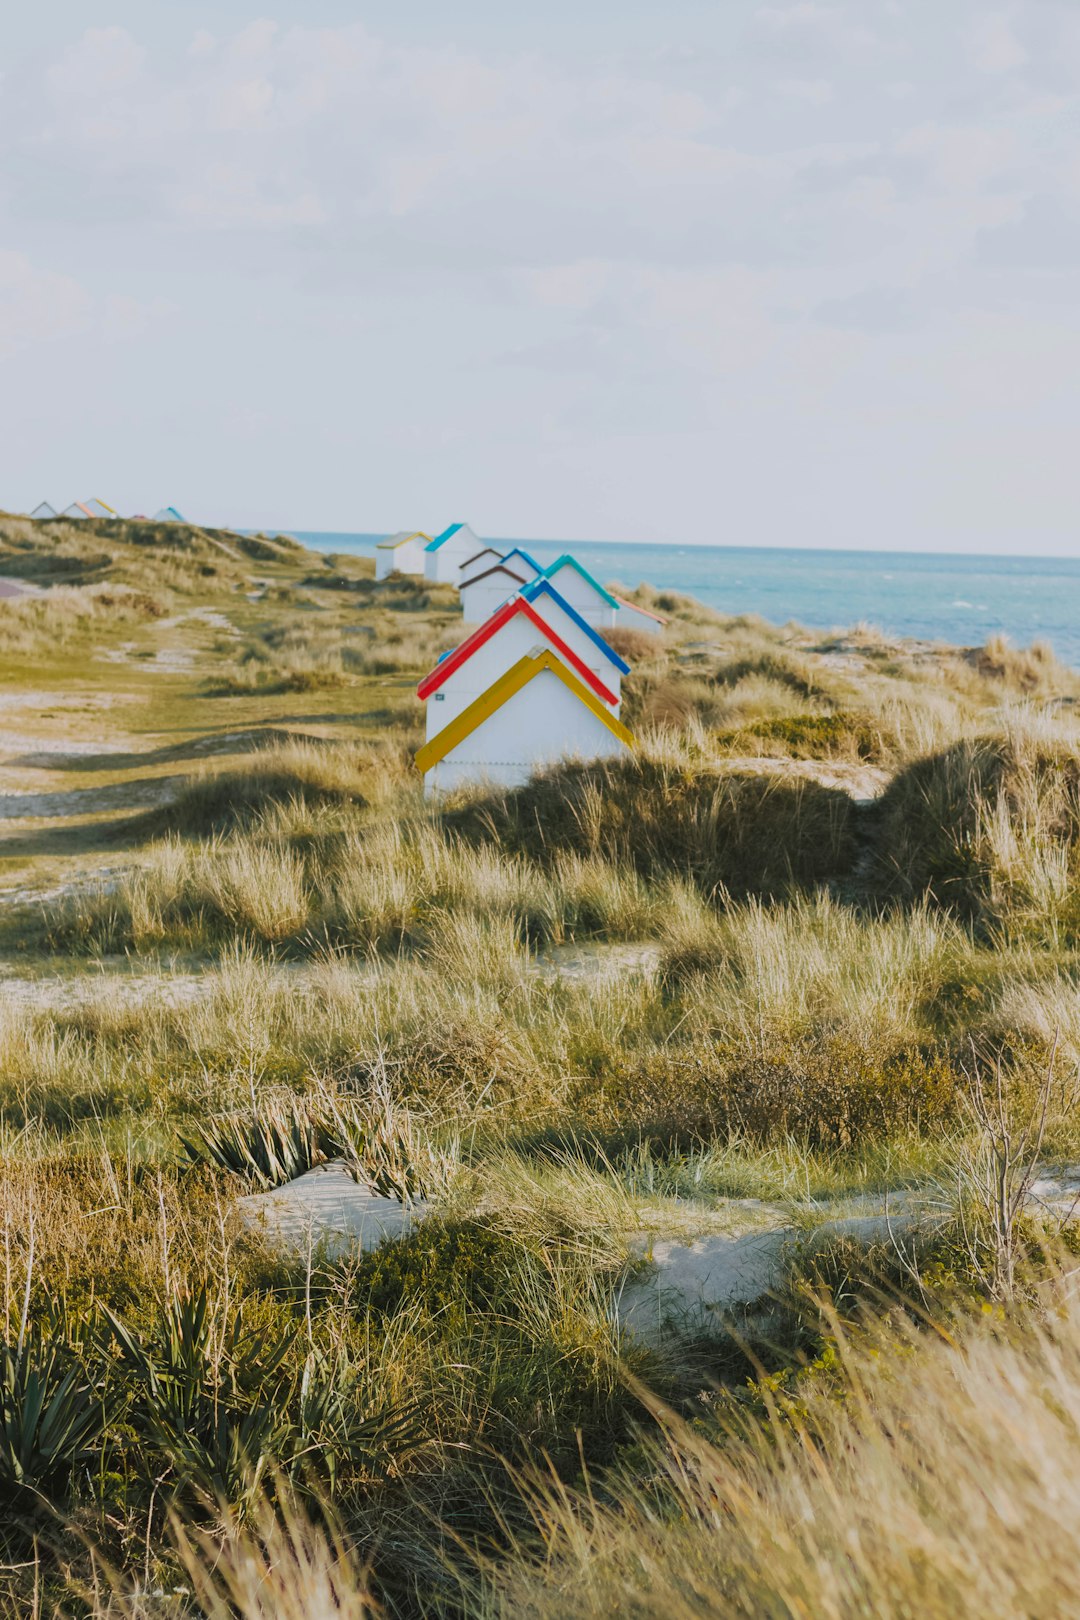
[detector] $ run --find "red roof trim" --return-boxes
[417,596,619,705]
[459,563,527,590]
[614,593,667,624]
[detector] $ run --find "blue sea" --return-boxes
[291,533,1080,666]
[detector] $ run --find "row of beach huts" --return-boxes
[381,523,666,795]
[28,500,186,523]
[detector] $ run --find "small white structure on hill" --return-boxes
[459,562,529,625]
[613,595,667,636]
[415,649,633,794]
[424,522,484,583]
[375,531,431,580]
[29,502,58,520]
[153,506,187,523]
[539,556,620,628]
[61,502,94,520]
[499,547,543,583]
[458,546,505,584]
[417,591,624,734]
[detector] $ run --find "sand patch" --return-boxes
[237,1160,429,1258]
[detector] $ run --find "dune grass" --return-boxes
[7,516,1080,1615]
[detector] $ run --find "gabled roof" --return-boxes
[459,563,527,591]
[61,502,94,519]
[461,547,504,570]
[153,506,186,522]
[426,521,470,552]
[376,530,432,550]
[84,497,117,518]
[417,595,619,705]
[519,579,630,673]
[541,554,619,609]
[614,593,668,625]
[415,649,633,775]
[501,547,542,576]
[30,502,57,519]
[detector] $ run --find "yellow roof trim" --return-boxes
[376,530,433,550]
[415,649,634,775]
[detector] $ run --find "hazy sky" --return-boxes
[3,2,1079,552]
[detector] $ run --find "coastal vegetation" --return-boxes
[3,513,1080,1615]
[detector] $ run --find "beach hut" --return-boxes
[416,649,633,794]
[539,556,620,628]
[424,522,483,584]
[375,531,432,580]
[83,498,117,519]
[61,502,95,520]
[500,547,543,583]
[519,578,630,693]
[417,593,622,735]
[613,595,668,636]
[29,502,57,520]
[458,547,505,584]
[153,506,187,523]
[459,562,528,626]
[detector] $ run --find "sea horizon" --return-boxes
[284,530,1080,666]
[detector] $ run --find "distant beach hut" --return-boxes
[424,522,483,584]
[499,547,543,582]
[417,593,621,736]
[459,562,528,625]
[539,556,619,628]
[153,506,187,523]
[375,531,432,580]
[83,498,117,519]
[519,578,630,692]
[613,595,668,636]
[415,649,633,794]
[29,502,58,520]
[61,502,95,520]
[458,546,505,585]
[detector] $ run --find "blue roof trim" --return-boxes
[520,579,630,673]
[501,546,541,575]
[426,522,465,552]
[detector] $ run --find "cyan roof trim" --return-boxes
[425,522,466,552]
[540,554,620,609]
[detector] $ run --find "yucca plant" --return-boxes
[103,1288,294,1512]
[180,1098,323,1189]
[0,1311,112,1532]
[104,1289,424,1512]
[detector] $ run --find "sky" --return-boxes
[2,2,1079,554]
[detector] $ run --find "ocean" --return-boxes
[291,533,1080,666]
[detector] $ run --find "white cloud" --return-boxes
[969,14,1027,74]
[0,251,91,359]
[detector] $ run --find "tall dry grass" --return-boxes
[479,1285,1080,1620]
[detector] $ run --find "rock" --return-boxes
[236,1159,430,1259]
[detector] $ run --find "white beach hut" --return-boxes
[375,531,432,580]
[61,502,94,520]
[518,579,630,694]
[83,498,118,519]
[613,595,668,636]
[539,556,620,629]
[499,547,543,583]
[459,562,529,625]
[458,547,505,584]
[415,649,633,794]
[417,591,624,735]
[153,507,187,523]
[424,523,484,584]
[29,502,58,520]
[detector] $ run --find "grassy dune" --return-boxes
[3,516,1080,1616]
